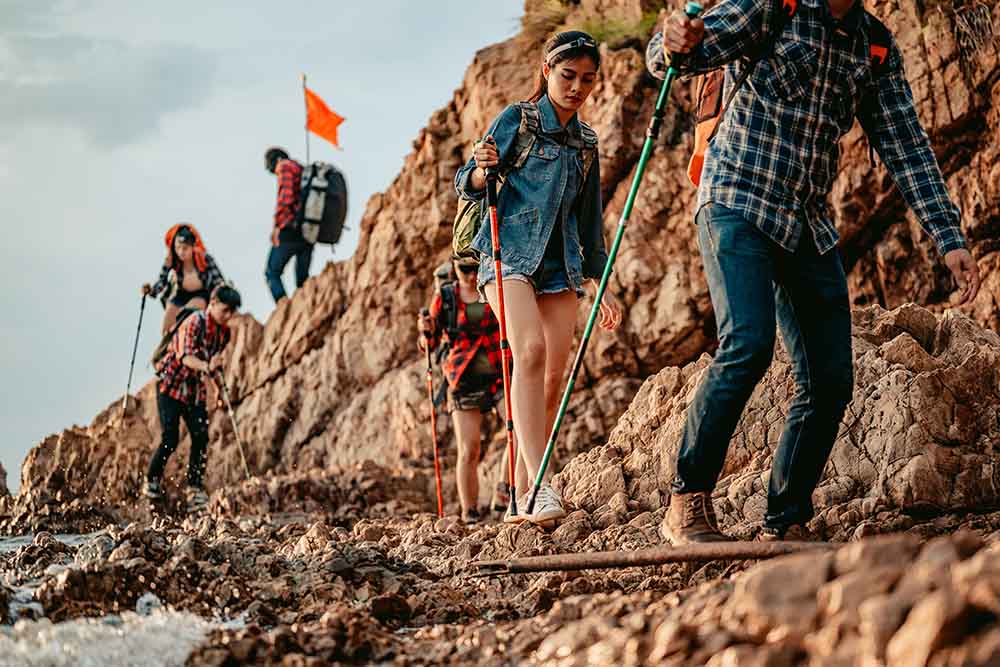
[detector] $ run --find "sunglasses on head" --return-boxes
[456,264,477,275]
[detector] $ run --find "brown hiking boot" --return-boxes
[663,492,732,545]
[758,524,809,542]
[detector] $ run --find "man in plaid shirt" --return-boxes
[264,147,313,303]
[651,0,981,545]
[146,285,242,510]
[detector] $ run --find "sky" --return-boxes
[0,0,522,492]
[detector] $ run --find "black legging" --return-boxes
[148,391,210,488]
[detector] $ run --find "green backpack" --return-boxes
[452,101,598,258]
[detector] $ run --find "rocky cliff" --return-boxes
[4,0,998,530]
[2,2,999,665]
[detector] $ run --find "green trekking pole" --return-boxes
[527,1,703,514]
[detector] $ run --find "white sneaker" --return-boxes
[503,492,532,524]
[529,484,566,524]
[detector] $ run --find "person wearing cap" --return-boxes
[417,255,505,524]
[143,223,227,336]
[264,147,313,303]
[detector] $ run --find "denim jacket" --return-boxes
[454,95,608,289]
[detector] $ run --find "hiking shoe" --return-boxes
[144,479,163,500]
[503,493,531,525]
[662,492,732,545]
[186,488,209,512]
[463,508,483,525]
[758,523,809,542]
[491,481,510,513]
[529,484,566,525]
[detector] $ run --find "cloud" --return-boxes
[0,12,218,148]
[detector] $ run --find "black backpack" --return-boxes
[151,307,201,369]
[296,162,348,246]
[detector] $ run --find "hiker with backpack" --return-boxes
[142,224,227,336]
[145,284,242,511]
[648,0,981,545]
[264,146,313,303]
[454,31,623,527]
[417,255,505,524]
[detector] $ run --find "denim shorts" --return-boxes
[170,287,210,307]
[448,373,502,414]
[478,254,585,299]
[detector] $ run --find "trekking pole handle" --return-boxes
[667,2,703,70]
[483,137,499,206]
[420,308,432,339]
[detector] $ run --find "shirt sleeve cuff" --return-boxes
[936,233,966,256]
[456,167,486,201]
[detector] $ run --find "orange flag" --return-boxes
[304,87,344,149]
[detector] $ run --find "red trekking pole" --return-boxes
[485,163,518,518]
[421,308,445,518]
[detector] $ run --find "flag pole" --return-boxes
[301,72,310,164]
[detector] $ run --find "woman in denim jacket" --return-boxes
[454,31,623,526]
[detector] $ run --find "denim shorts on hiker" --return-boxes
[170,287,211,308]
[448,375,502,414]
[477,254,585,300]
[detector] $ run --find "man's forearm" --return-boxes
[182,355,209,373]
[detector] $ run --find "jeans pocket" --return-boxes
[696,205,717,255]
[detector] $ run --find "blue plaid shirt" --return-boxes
[647,0,966,256]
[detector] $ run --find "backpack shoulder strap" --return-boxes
[508,102,541,172]
[578,120,599,184]
[865,12,893,77]
[439,282,459,335]
[861,12,896,167]
[706,0,797,145]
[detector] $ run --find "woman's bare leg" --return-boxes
[161,303,180,336]
[535,290,579,483]
[452,408,482,516]
[484,279,546,491]
[184,297,207,311]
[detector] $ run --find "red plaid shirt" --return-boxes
[426,288,505,391]
[156,311,231,405]
[274,158,303,230]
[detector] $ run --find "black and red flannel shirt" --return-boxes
[274,158,303,230]
[156,311,231,406]
[425,291,505,391]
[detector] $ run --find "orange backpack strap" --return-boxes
[687,0,798,186]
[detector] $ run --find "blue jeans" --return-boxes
[674,204,853,529]
[265,226,313,302]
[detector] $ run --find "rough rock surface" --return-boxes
[9,0,998,525]
[1,1,998,665]
[556,304,1000,540]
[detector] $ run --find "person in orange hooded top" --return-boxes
[142,224,227,335]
